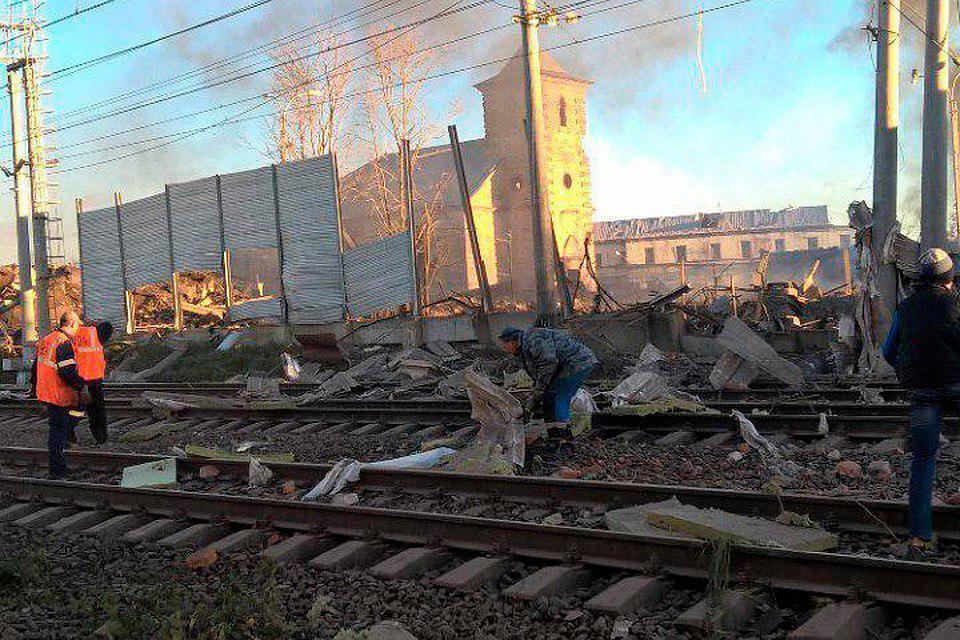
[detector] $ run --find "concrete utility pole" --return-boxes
[23,60,50,334]
[6,62,36,382]
[872,0,900,315]
[519,0,554,320]
[920,0,951,250]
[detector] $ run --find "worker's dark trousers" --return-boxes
[86,379,107,444]
[47,405,79,478]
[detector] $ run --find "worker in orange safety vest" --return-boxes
[35,311,86,477]
[72,319,113,444]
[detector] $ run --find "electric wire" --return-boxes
[52,0,769,173]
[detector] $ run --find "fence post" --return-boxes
[271,164,289,324]
[164,184,182,331]
[331,153,349,321]
[113,192,132,333]
[215,175,233,309]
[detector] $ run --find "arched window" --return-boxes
[559,97,568,127]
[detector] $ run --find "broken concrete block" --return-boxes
[425,341,460,361]
[605,505,695,540]
[867,459,893,481]
[120,458,177,489]
[184,444,295,464]
[634,497,838,551]
[836,460,862,479]
[716,316,804,386]
[609,371,673,407]
[709,351,759,391]
[248,458,274,486]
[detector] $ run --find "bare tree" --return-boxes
[347,27,460,300]
[269,32,353,162]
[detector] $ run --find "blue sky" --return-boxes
[0,0,937,260]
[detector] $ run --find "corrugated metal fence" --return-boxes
[78,155,415,328]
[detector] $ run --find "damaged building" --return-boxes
[593,206,855,300]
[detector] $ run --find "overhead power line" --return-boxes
[54,0,769,173]
[52,0,492,136]
[46,0,127,28]
[50,0,283,78]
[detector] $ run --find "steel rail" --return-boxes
[2,447,957,542]
[0,399,946,437]
[0,474,957,609]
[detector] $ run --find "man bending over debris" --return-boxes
[499,326,597,422]
[35,311,87,478]
[73,319,113,444]
[882,247,960,557]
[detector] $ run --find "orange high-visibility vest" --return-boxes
[36,331,79,407]
[73,325,105,381]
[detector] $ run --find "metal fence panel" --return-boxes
[168,176,221,272]
[120,193,170,287]
[343,232,414,317]
[276,156,344,323]
[78,205,126,327]
[220,166,278,250]
[227,296,283,321]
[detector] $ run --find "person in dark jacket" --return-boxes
[882,247,960,556]
[499,326,598,421]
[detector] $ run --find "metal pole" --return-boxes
[920,0,950,250]
[7,62,35,383]
[401,139,421,317]
[22,61,49,335]
[520,0,553,319]
[873,0,901,321]
[448,124,494,312]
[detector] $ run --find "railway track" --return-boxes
[2,446,959,543]
[1,473,960,638]
[0,398,947,441]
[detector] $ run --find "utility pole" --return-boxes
[6,61,36,383]
[24,58,51,334]
[519,0,554,320]
[920,0,951,250]
[872,0,900,320]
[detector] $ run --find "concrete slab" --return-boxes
[46,510,113,534]
[123,518,188,544]
[157,523,231,548]
[654,431,696,447]
[14,505,76,528]
[370,547,450,580]
[84,514,151,539]
[260,534,331,566]
[869,438,906,455]
[788,603,885,640]
[309,540,388,571]
[434,557,508,592]
[675,591,758,632]
[640,497,838,551]
[503,565,591,601]
[585,576,670,613]
[923,616,960,640]
[204,529,265,554]
[120,458,177,488]
[0,502,42,522]
[716,316,804,386]
[605,505,695,540]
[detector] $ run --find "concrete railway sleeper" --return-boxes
[0,402,951,440]
[1,475,960,633]
[2,446,959,545]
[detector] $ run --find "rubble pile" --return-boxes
[132,270,264,329]
[0,264,82,354]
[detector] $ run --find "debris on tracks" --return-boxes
[120,458,178,488]
[607,496,839,551]
[248,458,274,486]
[184,444,295,463]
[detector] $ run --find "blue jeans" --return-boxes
[543,366,594,421]
[908,386,958,540]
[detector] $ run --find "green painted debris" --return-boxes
[610,398,720,415]
[121,458,177,488]
[184,444,295,463]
